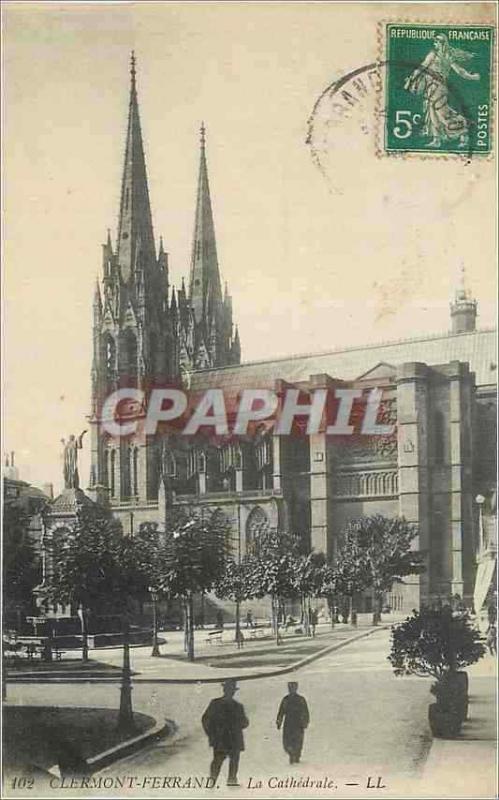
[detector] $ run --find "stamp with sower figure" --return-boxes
[384,24,494,155]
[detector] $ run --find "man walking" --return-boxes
[202,679,249,786]
[276,681,310,764]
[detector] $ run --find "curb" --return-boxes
[7,626,388,685]
[87,718,176,772]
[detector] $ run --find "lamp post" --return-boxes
[148,586,161,657]
[475,494,486,554]
[117,618,135,734]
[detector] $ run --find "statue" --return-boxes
[61,431,87,489]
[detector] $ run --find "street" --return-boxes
[5,630,434,798]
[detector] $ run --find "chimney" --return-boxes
[42,483,54,500]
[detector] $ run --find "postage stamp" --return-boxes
[383,23,494,155]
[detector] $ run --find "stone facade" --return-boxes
[87,59,497,615]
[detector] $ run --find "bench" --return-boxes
[248,627,267,639]
[25,643,62,661]
[206,629,224,645]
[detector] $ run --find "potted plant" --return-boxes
[388,606,485,739]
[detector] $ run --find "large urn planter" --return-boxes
[429,670,469,736]
[428,702,462,738]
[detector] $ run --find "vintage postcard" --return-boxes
[2,3,497,800]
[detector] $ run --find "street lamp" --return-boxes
[475,494,486,553]
[148,586,161,657]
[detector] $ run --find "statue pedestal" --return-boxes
[86,483,110,506]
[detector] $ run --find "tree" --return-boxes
[292,551,328,636]
[334,530,372,623]
[388,606,485,680]
[316,561,339,629]
[338,515,424,624]
[214,557,261,648]
[248,528,299,645]
[151,509,230,661]
[2,504,42,626]
[42,504,150,661]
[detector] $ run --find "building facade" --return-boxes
[87,58,497,614]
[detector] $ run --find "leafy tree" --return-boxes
[148,509,230,661]
[316,561,339,629]
[338,515,424,624]
[2,504,41,625]
[214,556,262,648]
[388,606,485,679]
[334,531,372,622]
[42,504,150,661]
[248,528,300,645]
[292,551,328,635]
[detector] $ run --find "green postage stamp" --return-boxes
[384,24,494,155]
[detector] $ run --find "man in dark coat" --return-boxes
[202,679,249,786]
[276,681,310,764]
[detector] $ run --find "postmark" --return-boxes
[383,23,494,155]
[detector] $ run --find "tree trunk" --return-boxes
[235,601,242,649]
[271,596,280,646]
[80,605,89,662]
[186,594,195,662]
[328,597,335,629]
[372,591,382,625]
[183,600,188,653]
[350,595,357,627]
[303,596,311,637]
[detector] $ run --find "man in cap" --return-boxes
[202,678,249,786]
[276,681,310,764]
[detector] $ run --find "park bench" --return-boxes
[248,626,267,640]
[206,629,224,645]
[25,642,62,661]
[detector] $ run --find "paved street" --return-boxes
[5,630,436,799]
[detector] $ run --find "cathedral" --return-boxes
[86,56,496,615]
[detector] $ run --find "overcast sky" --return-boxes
[3,2,496,492]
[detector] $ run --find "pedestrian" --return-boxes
[216,610,224,629]
[202,679,249,787]
[245,610,253,629]
[276,681,310,764]
[486,623,497,656]
[310,608,318,637]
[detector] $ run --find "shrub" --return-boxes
[388,606,485,680]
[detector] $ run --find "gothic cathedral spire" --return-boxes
[189,123,223,324]
[116,52,156,283]
[188,124,240,367]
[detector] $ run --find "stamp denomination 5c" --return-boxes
[384,23,494,155]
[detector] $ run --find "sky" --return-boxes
[3,2,496,493]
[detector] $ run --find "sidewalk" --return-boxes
[418,653,497,799]
[7,620,386,684]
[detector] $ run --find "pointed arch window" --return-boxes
[122,443,132,499]
[122,329,138,387]
[110,450,116,497]
[132,447,139,496]
[103,335,116,392]
[149,332,158,377]
[245,507,269,556]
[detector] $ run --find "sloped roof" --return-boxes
[191,328,497,391]
[50,488,95,515]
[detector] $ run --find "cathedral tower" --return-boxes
[187,124,240,370]
[88,57,240,510]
